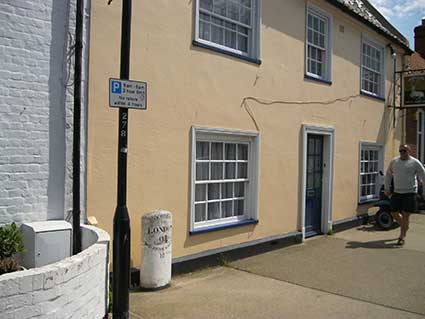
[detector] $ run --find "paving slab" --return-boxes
[231,214,425,316]
[129,214,425,318]
[129,267,423,319]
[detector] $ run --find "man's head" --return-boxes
[399,144,411,160]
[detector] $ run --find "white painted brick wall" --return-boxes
[0,225,109,319]
[0,0,89,225]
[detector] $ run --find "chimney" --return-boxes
[415,18,425,58]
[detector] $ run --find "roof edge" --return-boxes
[323,0,413,55]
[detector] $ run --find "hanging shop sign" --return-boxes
[404,74,425,107]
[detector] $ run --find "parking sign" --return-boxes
[109,78,147,110]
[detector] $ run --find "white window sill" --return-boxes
[360,90,385,101]
[190,219,258,235]
[192,40,261,65]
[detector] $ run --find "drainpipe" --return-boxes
[72,0,84,255]
[389,45,397,128]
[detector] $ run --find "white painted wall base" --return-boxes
[0,225,110,319]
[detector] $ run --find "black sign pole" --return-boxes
[112,0,132,318]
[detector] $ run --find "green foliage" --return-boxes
[218,253,230,267]
[0,223,24,259]
[0,223,24,275]
[327,229,335,236]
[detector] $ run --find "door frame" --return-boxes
[301,124,335,240]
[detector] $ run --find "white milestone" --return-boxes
[140,210,172,289]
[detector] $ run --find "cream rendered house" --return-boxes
[87,0,411,267]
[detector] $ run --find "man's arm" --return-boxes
[415,160,425,183]
[384,160,393,194]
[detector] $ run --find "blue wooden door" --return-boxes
[305,134,323,237]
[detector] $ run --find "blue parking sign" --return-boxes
[111,80,122,94]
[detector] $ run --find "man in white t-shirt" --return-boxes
[384,144,425,245]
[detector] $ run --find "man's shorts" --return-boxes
[391,193,417,213]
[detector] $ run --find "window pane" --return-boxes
[313,16,318,30]
[196,162,209,180]
[234,200,244,215]
[208,183,220,200]
[235,182,245,197]
[200,0,213,11]
[225,162,236,179]
[211,162,223,180]
[237,34,248,52]
[319,34,325,48]
[238,144,248,160]
[237,25,249,35]
[314,31,319,45]
[241,0,251,8]
[225,29,237,49]
[237,163,248,178]
[200,21,210,41]
[225,143,236,160]
[213,0,226,15]
[196,142,209,160]
[228,1,239,20]
[240,6,251,25]
[319,20,325,33]
[225,21,236,30]
[222,201,233,217]
[208,202,221,220]
[311,60,316,75]
[211,142,223,160]
[211,25,224,45]
[222,183,233,198]
[195,184,206,201]
[317,63,322,76]
[200,12,211,21]
[195,204,206,222]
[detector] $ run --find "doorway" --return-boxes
[305,134,323,237]
[301,125,335,240]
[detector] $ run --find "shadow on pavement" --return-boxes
[355,223,399,232]
[345,238,401,249]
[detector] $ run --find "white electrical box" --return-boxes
[20,221,72,269]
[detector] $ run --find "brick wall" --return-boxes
[0,0,89,225]
[0,225,109,319]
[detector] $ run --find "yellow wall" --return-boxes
[87,0,404,266]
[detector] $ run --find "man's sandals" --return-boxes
[396,238,405,246]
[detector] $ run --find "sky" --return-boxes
[368,0,425,49]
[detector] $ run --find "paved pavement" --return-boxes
[129,214,425,319]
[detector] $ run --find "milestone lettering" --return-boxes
[148,225,169,235]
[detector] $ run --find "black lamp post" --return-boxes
[112,0,132,318]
